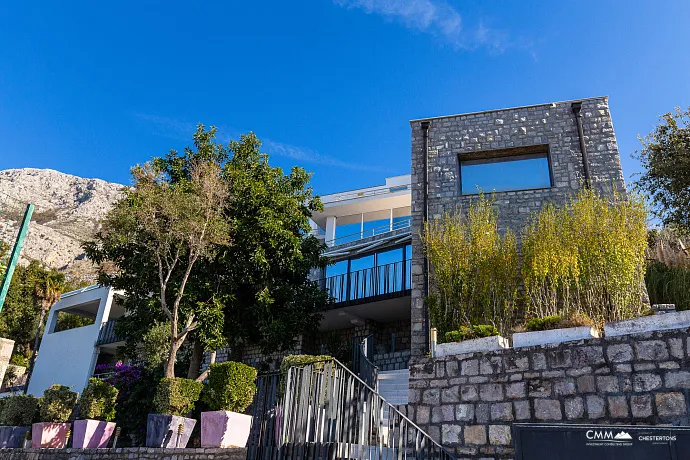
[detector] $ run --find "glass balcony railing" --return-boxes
[326,216,412,247]
[320,259,411,304]
[96,319,124,345]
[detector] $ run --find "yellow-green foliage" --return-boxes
[39,384,78,423]
[79,378,119,422]
[444,325,498,343]
[153,377,203,416]
[203,361,257,413]
[423,194,520,337]
[522,188,648,323]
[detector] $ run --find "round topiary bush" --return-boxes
[153,377,203,417]
[39,384,78,423]
[79,378,119,422]
[202,361,257,413]
[0,395,38,426]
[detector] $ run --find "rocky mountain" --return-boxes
[0,168,124,277]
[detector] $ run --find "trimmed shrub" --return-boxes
[202,361,257,413]
[0,395,38,426]
[280,355,335,375]
[153,377,203,416]
[79,378,119,422]
[444,325,498,343]
[39,384,78,423]
[524,313,594,332]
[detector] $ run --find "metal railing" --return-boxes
[323,184,409,205]
[326,216,412,246]
[357,335,378,390]
[96,319,123,345]
[321,259,411,304]
[246,358,454,460]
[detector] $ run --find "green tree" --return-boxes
[85,138,231,379]
[85,126,328,380]
[635,107,690,235]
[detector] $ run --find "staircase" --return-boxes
[377,369,409,406]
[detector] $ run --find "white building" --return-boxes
[27,285,125,396]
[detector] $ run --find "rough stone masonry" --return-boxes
[406,327,690,459]
[409,96,627,358]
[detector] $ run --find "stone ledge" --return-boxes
[513,326,599,348]
[436,336,510,357]
[604,310,690,337]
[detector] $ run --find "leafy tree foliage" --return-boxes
[85,126,328,379]
[636,107,690,235]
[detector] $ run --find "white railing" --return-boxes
[322,184,409,204]
[326,216,411,246]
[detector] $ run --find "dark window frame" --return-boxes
[457,144,554,196]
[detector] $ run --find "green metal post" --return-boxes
[0,203,34,313]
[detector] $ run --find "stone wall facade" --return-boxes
[0,447,246,460]
[407,327,690,459]
[409,96,627,357]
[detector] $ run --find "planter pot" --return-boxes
[201,410,252,448]
[31,422,70,448]
[0,426,30,448]
[145,414,196,448]
[604,310,690,337]
[72,419,116,448]
[512,326,600,348]
[435,335,509,357]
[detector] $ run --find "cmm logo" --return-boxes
[587,430,614,440]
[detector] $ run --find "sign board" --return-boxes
[513,424,690,460]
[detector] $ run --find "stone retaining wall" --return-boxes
[407,327,690,459]
[0,448,246,460]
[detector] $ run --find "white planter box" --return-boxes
[435,335,509,357]
[512,326,599,348]
[604,310,690,337]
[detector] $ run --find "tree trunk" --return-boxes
[24,308,48,394]
[164,338,183,379]
[195,350,216,383]
[186,338,203,380]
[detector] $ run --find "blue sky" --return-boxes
[1,1,689,194]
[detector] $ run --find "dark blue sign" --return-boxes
[513,424,690,460]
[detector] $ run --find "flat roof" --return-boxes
[409,95,609,123]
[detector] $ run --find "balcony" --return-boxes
[96,319,124,346]
[325,216,411,248]
[320,259,411,306]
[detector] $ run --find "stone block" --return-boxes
[479,383,504,401]
[572,346,605,366]
[505,382,526,399]
[635,340,670,361]
[655,392,687,417]
[631,394,653,418]
[531,352,547,370]
[490,402,513,421]
[633,373,662,392]
[668,338,684,359]
[479,356,502,375]
[489,425,512,445]
[514,400,531,420]
[455,404,475,422]
[441,424,462,445]
[564,397,584,420]
[553,379,576,396]
[528,379,552,398]
[461,359,479,376]
[436,336,509,357]
[464,425,487,445]
[460,385,479,402]
[475,403,491,423]
[664,371,690,389]
[441,386,461,403]
[534,399,562,420]
[596,375,619,393]
[416,406,430,424]
[422,388,440,405]
[432,405,455,423]
[504,355,530,372]
[606,344,633,362]
[586,395,606,419]
[512,327,599,348]
[547,349,572,368]
[608,396,629,418]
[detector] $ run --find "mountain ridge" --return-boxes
[0,168,124,277]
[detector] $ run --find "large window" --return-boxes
[460,150,552,195]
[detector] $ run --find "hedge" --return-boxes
[0,395,38,426]
[203,361,257,413]
[79,378,119,422]
[39,384,78,423]
[153,377,203,416]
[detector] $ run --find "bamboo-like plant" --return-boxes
[422,194,519,337]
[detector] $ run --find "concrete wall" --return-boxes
[0,448,246,460]
[27,286,114,396]
[407,327,690,459]
[409,96,627,357]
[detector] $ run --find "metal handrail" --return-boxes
[280,358,455,459]
[358,335,378,390]
[325,216,411,246]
